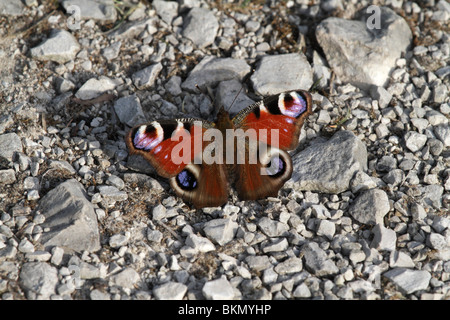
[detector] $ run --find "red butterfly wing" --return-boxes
[126,120,207,178]
[126,119,229,208]
[231,90,313,200]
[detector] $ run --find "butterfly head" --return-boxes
[216,107,234,130]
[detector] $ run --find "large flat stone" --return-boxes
[289,130,367,194]
[38,179,100,253]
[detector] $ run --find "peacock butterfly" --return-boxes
[126,90,313,208]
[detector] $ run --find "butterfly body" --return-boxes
[126,90,313,208]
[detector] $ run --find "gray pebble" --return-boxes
[370,224,397,252]
[182,8,218,49]
[348,189,390,226]
[132,63,163,89]
[30,29,80,63]
[19,262,58,299]
[153,281,187,300]
[202,276,234,300]
[384,268,431,294]
[302,242,339,276]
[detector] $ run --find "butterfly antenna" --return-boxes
[226,84,244,113]
[195,84,215,104]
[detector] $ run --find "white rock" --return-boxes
[75,76,120,100]
[30,29,80,63]
[384,268,431,294]
[370,224,397,251]
[185,234,215,253]
[202,276,235,300]
[153,281,187,300]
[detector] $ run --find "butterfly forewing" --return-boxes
[232,90,313,151]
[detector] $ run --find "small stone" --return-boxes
[262,238,289,253]
[164,76,182,96]
[202,276,235,300]
[48,160,76,175]
[250,53,313,95]
[110,268,139,289]
[349,250,366,265]
[203,218,238,246]
[30,29,80,63]
[98,185,128,202]
[19,262,58,299]
[51,247,64,266]
[317,110,331,125]
[153,0,179,25]
[302,242,339,276]
[114,94,146,127]
[109,234,128,248]
[432,216,450,233]
[411,203,427,221]
[181,56,250,92]
[404,131,428,152]
[292,282,312,298]
[18,238,35,253]
[26,251,52,262]
[428,233,448,251]
[54,77,75,93]
[106,175,125,190]
[151,204,177,221]
[90,289,111,300]
[185,234,215,253]
[273,257,303,275]
[316,219,335,240]
[101,41,121,60]
[0,0,25,16]
[182,8,218,49]
[370,224,397,251]
[147,229,163,243]
[348,189,390,226]
[245,255,272,272]
[215,79,255,117]
[370,86,392,108]
[27,190,40,201]
[23,176,40,190]
[377,155,397,172]
[382,169,405,186]
[389,251,415,268]
[75,76,120,100]
[0,132,23,161]
[0,169,16,184]
[245,20,260,32]
[434,124,450,147]
[290,130,367,194]
[257,217,289,237]
[432,84,448,104]
[132,63,163,89]
[384,268,431,294]
[61,0,117,23]
[350,171,377,193]
[427,110,448,126]
[316,7,412,90]
[153,281,187,300]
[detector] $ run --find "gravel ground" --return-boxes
[0,0,449,300]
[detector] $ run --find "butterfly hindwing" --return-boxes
[126,118,230,207]
[232,90,313,201]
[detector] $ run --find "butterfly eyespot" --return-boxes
[265,156,286,178]
[176,169,198,190]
